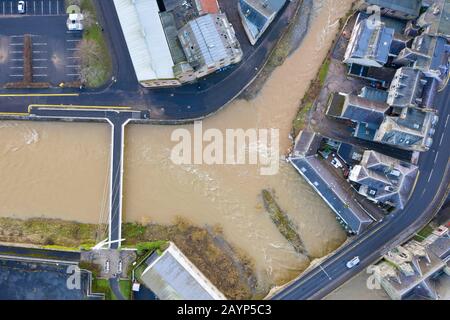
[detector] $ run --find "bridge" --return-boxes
[27,106,147,249]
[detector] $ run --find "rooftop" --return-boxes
[140,242,226,300]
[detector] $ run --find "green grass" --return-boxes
[119,280,132,300]
[92,278,113,300]
[92,278,132,300]
[413,225,434,242]
[318,58,331,85]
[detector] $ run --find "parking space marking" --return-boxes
[32,58,47,61]
[11,58,24,61]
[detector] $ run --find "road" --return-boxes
[0,1,301,121]
[272,86,450,299]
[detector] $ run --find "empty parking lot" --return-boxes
[0,2,82,86]
[0,0,65,16]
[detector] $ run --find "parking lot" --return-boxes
[0,1,82,86]
[0,0,65,16]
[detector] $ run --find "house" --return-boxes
[357,0,423,20]
[387,67,429,109]
[327,92,391,141]
[344,17,395,67]
[417,0,450,39]
[348,150,418,209]
[394,34,450,82]
[140,242,227,300]
[238,0,286,45]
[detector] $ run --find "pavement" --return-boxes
[271,86,450,300]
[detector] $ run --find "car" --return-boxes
[331,157,343,169]
[346,256,360,269]
[17,1,26,14]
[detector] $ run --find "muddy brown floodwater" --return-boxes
[0,0,353,292]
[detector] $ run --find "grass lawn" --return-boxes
[92,278,132,300]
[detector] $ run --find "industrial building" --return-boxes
[113,0,242,88]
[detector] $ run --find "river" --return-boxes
[0,0,354,291]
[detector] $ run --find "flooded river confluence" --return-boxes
[0,0,353,292]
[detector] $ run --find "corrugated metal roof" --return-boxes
[113,0,175,81]
[140,243,226,300]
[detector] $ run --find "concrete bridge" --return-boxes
[28,106,147,249]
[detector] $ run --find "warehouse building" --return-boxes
[113,0,242,88]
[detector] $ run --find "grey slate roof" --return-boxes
[290,157,374,235]
[349,150,418,209]
[362,0,422,18]
[346,18,395,65]
[238,0,286,43]
[387,67,428,108]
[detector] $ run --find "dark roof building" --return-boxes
[238,0,286,45]
[358,0,423,20]
[417,0,450,39]
[344,17,395,67]
[387,67,429,108]
[327,93,390,126]
[349,150,419,209]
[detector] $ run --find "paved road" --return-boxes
[0,1,301,121]
[272,86,450,300]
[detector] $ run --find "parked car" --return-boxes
[17,1,26,14]
[346,256,360,269]
[331,157,343,169]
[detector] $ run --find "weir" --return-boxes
[30,107,146,249]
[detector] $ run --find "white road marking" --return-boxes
[32,51,47,54]
[67,56,80,59]
[10,43,24,46]
[49,0,51,14]
[11,59,24,61]
[3,3,5,15]
[435,151,439,163]
[10,51,22,54]
[33,74,48,77]
[428,169,434,183]
[41,0,43,15]
[10,1,12,14]
[445,115,449,128]
[10,75,24,77]
[66,65,80,68]
[33,66,48,69]
[9,66,24,69]
[439,135,444,146]
[32,58,47,61]
[34,1,36,14]
[56,0,59,14]
[67,73,80,76]
[33,43,47,46]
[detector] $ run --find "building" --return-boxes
[194,0,220,15]
[394,34,450,82]
[140,242,226,300]
[417,0,450,39]
[372,226,450,300]
[113,0,242,88]
[387,67,429,109]
[357,0,423,20]
[178,14,243,79]
[113,0,181,87]
[289,131,376,235]
[348,150,418,209]
[238,0,286,45]
[344,17,395,67]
